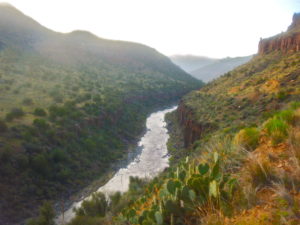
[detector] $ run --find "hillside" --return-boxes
[64,13,300,225]
[0,4,202,225]
[170,55,252,82]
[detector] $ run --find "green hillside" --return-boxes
[0,4,202,225]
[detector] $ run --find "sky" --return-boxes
[0,0,299,58]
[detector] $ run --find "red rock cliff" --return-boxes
[258,13,300,55]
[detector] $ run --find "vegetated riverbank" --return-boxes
[54,105,177,224]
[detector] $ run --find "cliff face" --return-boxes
[177,103,217,147]
[258,13,300,55]
[177,104,202,147]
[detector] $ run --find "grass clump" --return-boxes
[274,109,295,124]
[246,158,277,188]
[233,127,260,151]
[265,117,289,145]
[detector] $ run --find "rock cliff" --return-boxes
[258,13,300,55]
[177,103,216,147]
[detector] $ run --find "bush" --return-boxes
[234,127,260,151]
[34,108,47,117]
[6,108,25,121]
[75,192,108,217]
[276,91,289,101]
[22,98,34,105]
[26,201,55,225]
[0,120,7,133]
[265,117,289,145]
[33,119,49,130]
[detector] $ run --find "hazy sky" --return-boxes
[1,0,299,58]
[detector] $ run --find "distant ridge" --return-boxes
[170,55,252,82]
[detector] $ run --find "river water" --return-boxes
[56,106,177,224]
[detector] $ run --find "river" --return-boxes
[56,106,177,224]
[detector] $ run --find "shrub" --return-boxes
[75,192,108,217]
[22,98,34,105]
[26,201,55,225]
[34,108,47,117]
[276,91,289,101]
[233,127,260,151]
[53,95,63,103]
[0,120,7,133]
[33,119,49,130]
[6,108,25,121]
[265,117,289,145]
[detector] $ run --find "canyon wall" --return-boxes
[258,13,300,55]
[177,103,216,147]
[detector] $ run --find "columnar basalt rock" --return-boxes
[258,13,300,55]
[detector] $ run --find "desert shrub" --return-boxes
[233,127,260,151]
[22,97,34,105]
[276,90,289,101]
[0,148,12,162]
[265,117,289,145]
[0,120,7,133]
[34,108,47,117]
[32,154,51,177]
[68,216,105,225]
[26,201,55,225]
[33,119,49,130]
[75,192,108,217]
[50,149,67,162]
[128,177,148,193]
[5,108,25,121]
[53,95,63,103]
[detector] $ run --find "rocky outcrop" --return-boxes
[177,103,215,147]
[258,13,300,55]
[288,13,300,30]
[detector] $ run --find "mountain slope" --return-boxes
[190,55,253,82]
[0,4,202,225]
[170,55,217,73]
[170,54,253,82]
